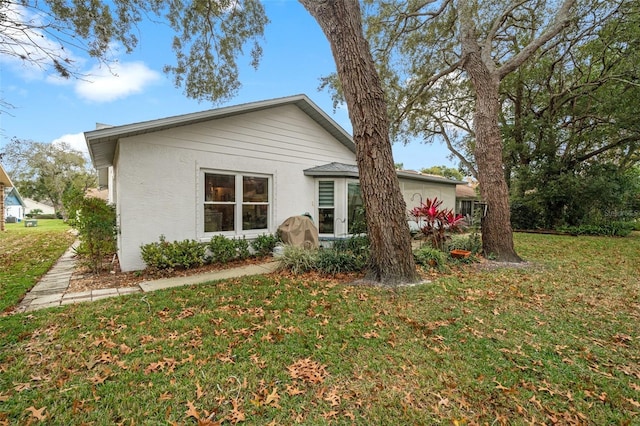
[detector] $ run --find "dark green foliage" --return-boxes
[278,246,318,275]
[413,246,447,271]
[140,236,205,270]
[278,236,371,275]
[74,198,117,273]
[251,233,279,257]
[207,235,237,264]
[446,234,482,254]
[557,222,636,237]
[32,214,57,220]
[234,237,251,260]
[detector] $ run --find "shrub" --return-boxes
[140,236,205,270]
[207,235,237,264]
[413,246,447,271]
[278,246,318,275]
[33,214,58,219]
[316,248,364,274]
[251,233,279,257]
[557,221,635,237]
[446,233,482,254]
[234,237,251,260]
[410,197,466,250]
[74,197,117,273]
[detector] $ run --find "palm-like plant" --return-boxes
[410,197,466,250]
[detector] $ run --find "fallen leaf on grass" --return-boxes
[227,399,245,424]
[286,385,304,396]
[287,358,328,384]
[196,381,205,399]
[185,400,200,420]
[362,331,380,339]
[24,406,46,421]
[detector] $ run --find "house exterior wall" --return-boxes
[400,178,457,211]
[4,191,25,220]
[114,104,356,271]
[23,198,55,216]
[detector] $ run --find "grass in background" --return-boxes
[0,220,75,312]
[0,232,638,424]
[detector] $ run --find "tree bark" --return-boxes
[300,0,419,285]
[460,11,522,262]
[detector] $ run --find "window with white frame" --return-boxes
[204,172,270,234]
[318,180,335,234]
[347,181,364,233]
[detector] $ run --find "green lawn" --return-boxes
[0,220,76,312]
[0,232,638,424]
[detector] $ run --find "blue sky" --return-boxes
[0,1,455,171]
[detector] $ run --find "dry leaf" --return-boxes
[158,392,173,401]
[185,400,200,420]
[24,406,47,421]
[227,399,245,424]
[265,387,280,408]
[286,385,304,396]
[626,397,640,408]
[196,381,205,400]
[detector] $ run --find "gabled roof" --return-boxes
[456,184,479,199]
[304,162,461,185]
[0,163,13,187]
[84,94,356,169]
[4,187,26,207]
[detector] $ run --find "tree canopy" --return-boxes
[1,138,96,218]
[3,0,418,284]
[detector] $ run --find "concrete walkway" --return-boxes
[15,243,280,313]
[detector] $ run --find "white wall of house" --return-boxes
[400,178,457,211]
[4,204,24,220]
[23,198,55,216]
[114,104,356,271]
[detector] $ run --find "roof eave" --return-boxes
[84,94,356,169]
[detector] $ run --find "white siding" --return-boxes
[115,105,356,271]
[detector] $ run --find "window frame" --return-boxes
[317,180,336,235]
[202,170,271,237]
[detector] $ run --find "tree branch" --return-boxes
[498,0,576,78]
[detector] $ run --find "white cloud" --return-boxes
[75,61,161,103]
[52,132,89,159]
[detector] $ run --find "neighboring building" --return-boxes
[1,164,14,231]
[23,198,56,216]
[4,187,26,221]
[456,182,484,224]
[85,95,460,272]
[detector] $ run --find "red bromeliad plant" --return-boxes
[410,197,466,250]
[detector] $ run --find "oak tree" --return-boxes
[3,0,418,284]
[362,0,578,261]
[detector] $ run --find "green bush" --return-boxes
[557,221,635,237]
[207,235,237,264]
[316,248,367,274]
[251,233,279,257]
[278,246,318,275]
[234,237,251,260]
[413,246,447,271]
[140,236,205,270]
[446,233,482,254]
[74,197,117,273]
[34,214,58,220]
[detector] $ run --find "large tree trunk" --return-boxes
[461,24,522,262]
[300,0,419,285]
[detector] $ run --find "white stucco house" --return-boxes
[85,95,459,272]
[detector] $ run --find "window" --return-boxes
[459,200,473,217]
[204,172,269,234]
[347,182,365,234]
[318,181,334,234]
